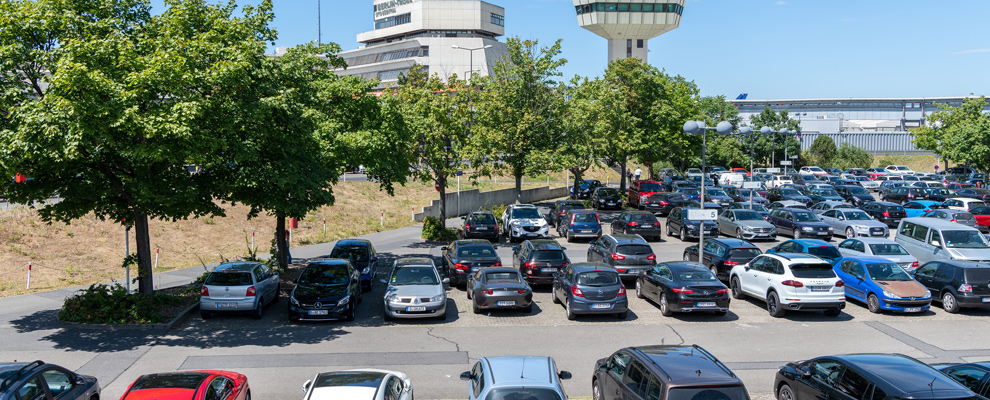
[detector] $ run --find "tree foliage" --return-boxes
[747,107,802,168]
[912,97,989,169]
[806,135,838,167]
[698,96,745,168]
[832,143,873,170]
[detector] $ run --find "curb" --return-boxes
[56,302,199,331]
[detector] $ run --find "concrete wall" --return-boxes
[414,185,569,221]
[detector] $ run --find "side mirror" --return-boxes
[379,278,387,284]
[932,240,942,248]
[855,275,864,281]
[459,372,473,381]
[512,246,519,253]
[558,371,573,380]
[441,246,448,251]
[442,277,450,285]
[303,380,312,392]
[744,266,751,272]
[598,363,608,372]
[799,365,812,378]
[75,376,86,385]
[372,256,379,262]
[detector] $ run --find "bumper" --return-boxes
[385,301,446,319]
[200,298,258,312]
[568,230,602,239]
[780,300,846,311]
[463,230,499,240]
[955,295,990,308]
[569,297,629,315]
[612,265,653,279]
[523,269,560,284]
[879,298,931,312]
[669,299,731,313]
[510,227,550,239]
[475,293,533,310]
[739,230,776,240]
[598,200,623,209]
[685,228,720,239]
[626,227,662,238]
[288,303,351,321]
[645,206,676,216]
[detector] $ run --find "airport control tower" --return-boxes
[572,0,684,63]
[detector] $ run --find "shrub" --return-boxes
[58,283,188,324]
[481,203,507,218]
[422,216,458,241]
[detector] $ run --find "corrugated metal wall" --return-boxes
[799,132,927,155]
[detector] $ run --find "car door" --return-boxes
[468,361,486,400]
[587,238,601,262]
[838,259,867,300]
[15,375,49,400]
[738,256,767,296]
[260,264,277,302]
[718,212,733,235]
[40,367,85,400]
[619,359,652,400]
[654,264,674,301]
[832,366,871,400]
[797,359,845,400]
[912,262,939,296]
[642,266,662,300]
[601,352,633,400]
[943,366,990,397]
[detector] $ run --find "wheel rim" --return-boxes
[737,229,742,239]
[636,280,642,297]
[943,293,955,309]
[847,228,854,238]
[660,294,668,313]
[710,266,718,277]
[731,278,740,297]
[593,382,602,400]
[768,294,778,314]
[681,228,686,240]
[869,295,879,312]
[780,386,793,400]
[683,253,690,261]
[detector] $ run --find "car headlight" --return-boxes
[741,226,754,232]
[290,296,300,306]
[802,227,815,232]
[362,267,371,275]
[511,221,520,226]
[882,290,901,299]
[855,226,869,231]
[828,227,834,232]
[922,291,932,299]
[338,295,351,306]
[429,294,445,302]
[386,293,398,303]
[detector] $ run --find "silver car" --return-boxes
[922,209,982,231]
[820,209,889,238]
[837,238,919,272]
[382,258,448,320]
[810,200,855,215]
[199,262,280,319]
[717,209,777,240]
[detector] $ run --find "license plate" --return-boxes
[607,202,615,205]
[215,302,238,308]
[591,303,611,309]
[817,232,828,235]
[810,286,831,292]
[406,306,426,312]
[905,307,921,313]
[476,227,488,230]
[697,302,716,307]
[308,310,329,315]
[892,220,900,224]
[496,301,515,306]
[542,268,557,273]
[983,298,990,303]
[581,230,591,233]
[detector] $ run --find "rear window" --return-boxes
[485,271,522,283]
[808,246,841,260]
[330,245,370,262]
[532,250,566,262]
[131,373,209,390]
[458,245,496,258]
[572,213,599,223]
[667,385,750,400]
[616,245,653,255]
[886,206,905,213]
[794,212,820,222]
[639,183,663,192]
[469,214,496,224]
[485,388,563,400]
[576,271,620,286]
[790,263,837,278]
[964,269,990,283]
[205,272,253,286]
[631,214,659,223]
[561,203,584,212]
[848,187,870,195]
[598,188,621,196]
[511,208,542,219]
[677,269,718,282]
[728,248,761,259]
[955,213,976,221]
[869,244,910,256]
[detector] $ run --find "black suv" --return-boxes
[881,187,926,204]
[611,210,662,241]
[547,199,586,227]
[460,211,499,241]
[586,234,657,279]
[0,361,100,400]
[767,208,833,240]
[594,346,748,400]
[591,187,624,210]
[666,207,719,241]
[643,193,691,216]
[913,260,990,313]
[683,238,762,281]
[834,184,875,206]
[511,239,570,285]
[441,239,502,286]
[860,201,907,228]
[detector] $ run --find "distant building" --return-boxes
[571,0,684,63]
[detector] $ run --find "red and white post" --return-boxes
[25,262,31,290]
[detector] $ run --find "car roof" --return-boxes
[0,361,44,391]
[480,267,521,275]
[856,238,898,244]
[469,210,495,215]
[625,210,656,216]
[937,260,990,269]
[787,239,832,247]
[709,238,759,249]
[839,256,894,264]
[484,356,557,387]
[781,207,813,213]
[309,259,351,267]
[870,201,902,206]
[765,252,826,262]
[830,354,971,396]
[630,346,742,386]
[607,234,650,244]
[901,217,981,230]
[213,262,261,272]
[509,204,538,209]
[526,239,565,250]
[454,239,496,246]
[394,258,434,267]
[570,263,615,272]
[666,262,708,272]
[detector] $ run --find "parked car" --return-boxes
[834,256,931,313]
[467,267,533,314]
[955,188,990,203]
[552,263,628,319]
[571,179,603,199]
[843,168,867,176]
[729,252,845,317]
[800,166,829,176]
[459,211,499,241]
[885,165,916,175]
[731,167,750,176]
[628,180,666,209]
[611,210,663,241]
[704,188,735,207]
[913,260,990,313]
[767,187,813,206]
[807,188,845,203]
[0,361,100,400]
[767,208,833,240]
[766,175,793,188]
[683,238,763,281]
[685,201,724,215]
[460,357,570,400]
[666,206,719,241]
[441,239,502,286]
[835,184,876,206]
[381,258,448,321]
[948,182,975,191]
[922,209,986,232]
[302,369,411,400]
[557,209,603,242]
[678,187,701,202]
[901,200,948,218]
[938,363,990,397]
[502,204,550,242]
[728,202,770,219]
[878,180,909,197]
[837,238,919,272]
[896,218,990,264]
[775,354,976,400]
[969,205,990,230]
[511,239,569,285]
[594,345,749,400]
[766,239,843,265]
[591,187,623,210]
[643,192,691,216]
[200,262,280,320]
[716,209,777,240]
[819,208,889,238]
[586,234,657,278]
[860,201,908,228]
[854,175,880,190]
[881,187,928,204]
[329,239,378,291]
[810,201,855,215]
[768,200,809,210]
[546,199,586,227]
[635,262,730,316]
[726,187,769,204]
[288,259,362,322]
[945,197,988,211]
[923,187,958,202]
[120,370,249,400]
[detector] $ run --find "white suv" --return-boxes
[728,253,845,317]
[501,204,550,242]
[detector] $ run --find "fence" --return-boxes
[414,185,569,221]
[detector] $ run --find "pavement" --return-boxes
[2,199,990,400]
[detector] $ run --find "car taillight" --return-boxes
[617,285,626,296]
[246,286,257,296]
[951,219,957,222]
[482,289,493,295]
[781,280,804,287]
[883,211,890,217]
[911,261,919,269]
[465,223,471,230]
[572,286,584,297]
[562,261,570,267]
[559,211,566,216]
[494,261,502,267]
[716,288,729,294]
[647,254,656,261]
[835,280,845,287]
[628,222,639,227]
[611,253,625,260]
[201,286,209,296]
[960,284,973,293]
[455,263,468,271]
[724,261,739,266]
[672,287,694,294]
[660,201,669,205]
[518,289,527,294]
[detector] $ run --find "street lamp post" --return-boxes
[683,120,732,260]
[451,45,493,81]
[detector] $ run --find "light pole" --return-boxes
[683,120,732,259]
[451,44,492,81]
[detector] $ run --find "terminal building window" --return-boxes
[575,2,684,16]
[491,13,504,26]
[375,13,411,30]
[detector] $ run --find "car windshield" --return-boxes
[572,213,598,223]
[457,245,496,258]
[677,269,718,281]
[790,263,838,278]
[808,246,841,260]
[843,211,873,221]
[847,187,870,195]
[815,189,841,196]
[667,385,750,400]
[866,263,912,281]
[943,230,990,248]
[469,214,496,224]
[746,204,768,212]
[737,189,760,196]
[780,189,800,195]
[484,271,522,283]
[130,373,209,390]
[954,213,976,221]
[735,211,763,221]
[681,189,700,195]
[598,188,620,196]
[639,183,664,192]
[532,250,566,261]
[794,212,820,222]
[868,244,910,256]
[707,189,727,196]
[390,267,439,285]
[511,208,542,219]
[484,388,563,400]
[807,167,824,172]
[896,166,910,171]
[298,264,349,286]
[330,245,370,263]
[576,271,620,287]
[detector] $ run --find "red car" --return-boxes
[971,206,990,229]
[864,172,886,181]
[731,167,750,176]
[119,370,250,400]
[628,180,666,209]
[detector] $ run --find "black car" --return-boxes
[591,187,623,210]
[881,187,927,204]
[586,234,657,279]
[767,187,813,206]
[441,239,502,286]
[636,262,730,316]
[467,267,533,314]
[843,168,867,176]
[913,260,990,313]
[767,208,833,240]
[511,239,570,285]
[775,354,977,400]
[666,206,719,241]
[547,199,587,227]
[860,202,907,228]
[956,188,990,203]
[611,210,663,241]
[807,188,845,203]
[878,180,909,198]
[0,361,100,400]
[572,179,603,199]
[726,187,769,204]
[460,211,499,241]
[643,192,691,216]
[938,363,990,397]
[683,238,762,281]
[835,184,875,206]
[288,259,362,322]
[594,346,748,400]
[924,188,959,202]
[704,188,736,208]
[329,239,378,291]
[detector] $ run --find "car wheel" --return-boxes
[617,310,628,319]
[473,299,482,314]
[659,293,673,316]
[767,292,786,318]
[252,298,264,320]
[942,292,960,313]
[683,252,690,261]
[552,286,561,304]
[522,303,533,314]
[793,228,801,239]
[778,384,795,400]
[566,299,577,320]
[383,308,393,321]
[867,293,882,313]
[466,288,472,299]
[635,280,645,299]
[343,302,355,321]
[823,308,842,317]
[666,224,672,236]
[730,276,744,299]
[245,390,251,400]
[846,228,855,238]
[200,309,211,320]
[710,266,719,280]
[736,228,743,239]
[680,227,688,242]
[593,380,603,400]
[566,232,574,243]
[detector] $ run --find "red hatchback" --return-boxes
[119,370,250,400]
[628,180,666,209]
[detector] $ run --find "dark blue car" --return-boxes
[766,239,843,265]
[557,209,602,242]
[329,239,378,291]
[833,256,932,313]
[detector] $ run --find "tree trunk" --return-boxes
[514,168,523,204]
[132,210,153,297]
[276,213,288,270]
[437,175,447,225]
[647,163,655,181]
[570,167,583,199]
[619,159,627,193]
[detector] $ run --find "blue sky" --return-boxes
[153,0,990,99]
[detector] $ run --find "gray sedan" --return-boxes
[382,258,449,320]
[819,209,889,238]
[717,209,777,240]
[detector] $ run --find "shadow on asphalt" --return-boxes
[734,295,856,322]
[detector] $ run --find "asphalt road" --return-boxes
[2,200,990,400]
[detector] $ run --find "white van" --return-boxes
[719,173,745,188]
[894,218,990,264]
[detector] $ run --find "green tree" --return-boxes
[912,96,989,169]
[747,106,801,169]
[698,96,745,169]
[539,76,600,194]
[832,143,873,170]
[806,135,838,167]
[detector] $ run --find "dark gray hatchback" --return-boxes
[551,263,628,320]
[586,234,657,279]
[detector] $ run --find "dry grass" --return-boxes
[0,179,548,298]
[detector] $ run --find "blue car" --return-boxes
[901,200,948,218]
[766,239,843,265]
[329,239,379,291]
[677,188,701,201]
[833,256,932,313]
[557,209,602,242]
